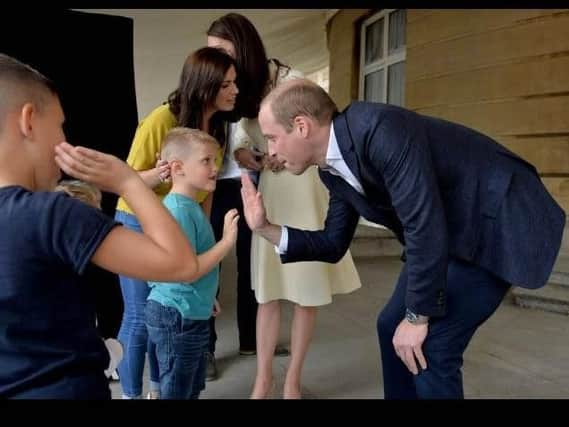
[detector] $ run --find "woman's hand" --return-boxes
[155,152,171,183]
[264,154,285,173]
[235,148,264,171]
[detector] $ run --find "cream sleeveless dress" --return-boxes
[233,63,361,306]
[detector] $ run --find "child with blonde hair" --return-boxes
[146,127,239,399]
[55,179,122,381]
[55,179,102,208]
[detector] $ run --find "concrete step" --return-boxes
[548,271,569,288]
[350,224,402,258]
[511,285,569,316]
[548,255,569,287]
[511,256,569,315]
[351,223,569,314]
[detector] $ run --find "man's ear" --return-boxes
[18,103,36,138]
[293,115,310,138]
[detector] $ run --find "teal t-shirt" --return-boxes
[148,193,219,320]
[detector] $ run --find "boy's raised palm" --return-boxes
[222,208,239,245]
[55,142,138,195]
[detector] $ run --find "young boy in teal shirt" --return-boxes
[146,127,239,399]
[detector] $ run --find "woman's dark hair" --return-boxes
[167,46,236,147]
[207,13,269,119]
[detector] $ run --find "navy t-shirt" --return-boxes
[0,186,119,398]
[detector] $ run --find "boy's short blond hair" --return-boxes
[55,179,102,209]
[161,127,219,162]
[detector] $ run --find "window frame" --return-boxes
[358,9,406,105]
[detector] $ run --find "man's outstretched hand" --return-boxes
[240,172,268,231]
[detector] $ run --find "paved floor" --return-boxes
[110,252,569,399]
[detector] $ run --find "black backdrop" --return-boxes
[1,9,139,213]
[1,9,139,338]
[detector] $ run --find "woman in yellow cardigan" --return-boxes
[114,46,238,399]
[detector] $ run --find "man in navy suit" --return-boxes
[240,78,565,399]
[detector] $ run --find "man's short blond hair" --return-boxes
[161,127,219,161]
[261,78,338,132]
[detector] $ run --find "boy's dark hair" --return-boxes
[0,53,58,132]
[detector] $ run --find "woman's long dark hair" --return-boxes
[167,46,236,147]
[207,13,269,119]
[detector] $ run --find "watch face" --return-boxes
[405,309,427,324]
[405,309,417,323]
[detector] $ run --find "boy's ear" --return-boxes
[170,159,184,176]
[18,103,36,139]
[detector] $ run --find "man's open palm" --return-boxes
[240,172,268,231]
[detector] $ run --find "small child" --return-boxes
[55,179,102,209]
[146,127,239,399]
[54,180,121,381]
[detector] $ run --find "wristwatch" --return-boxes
[405,308,429,325]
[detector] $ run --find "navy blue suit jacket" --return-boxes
[283,102,565,317]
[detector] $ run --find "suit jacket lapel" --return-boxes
[333,110,398,214]
[332,113,362,184]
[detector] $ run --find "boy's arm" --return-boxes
[200,191,213,219]
[212,299,221,317]
[195,238,232,278]
[55,142,199,283]
[167,202,239,283]
[193,209,239,279]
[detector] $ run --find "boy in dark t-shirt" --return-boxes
[0,54,201,399]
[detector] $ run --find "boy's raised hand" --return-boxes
[55,142,138,195]
[212,299,222,317]
[221,208,240,246]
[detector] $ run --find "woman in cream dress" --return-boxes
[208,13,361,399]
[234,62,362,399]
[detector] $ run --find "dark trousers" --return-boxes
[83,264,124,339]
[377,258,510,399]
[92,268,124,339]
[209,178,257,353]
[9,372,111,399]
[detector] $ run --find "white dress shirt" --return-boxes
[276,123,364,254]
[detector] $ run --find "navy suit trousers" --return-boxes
[377,258,510,399]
